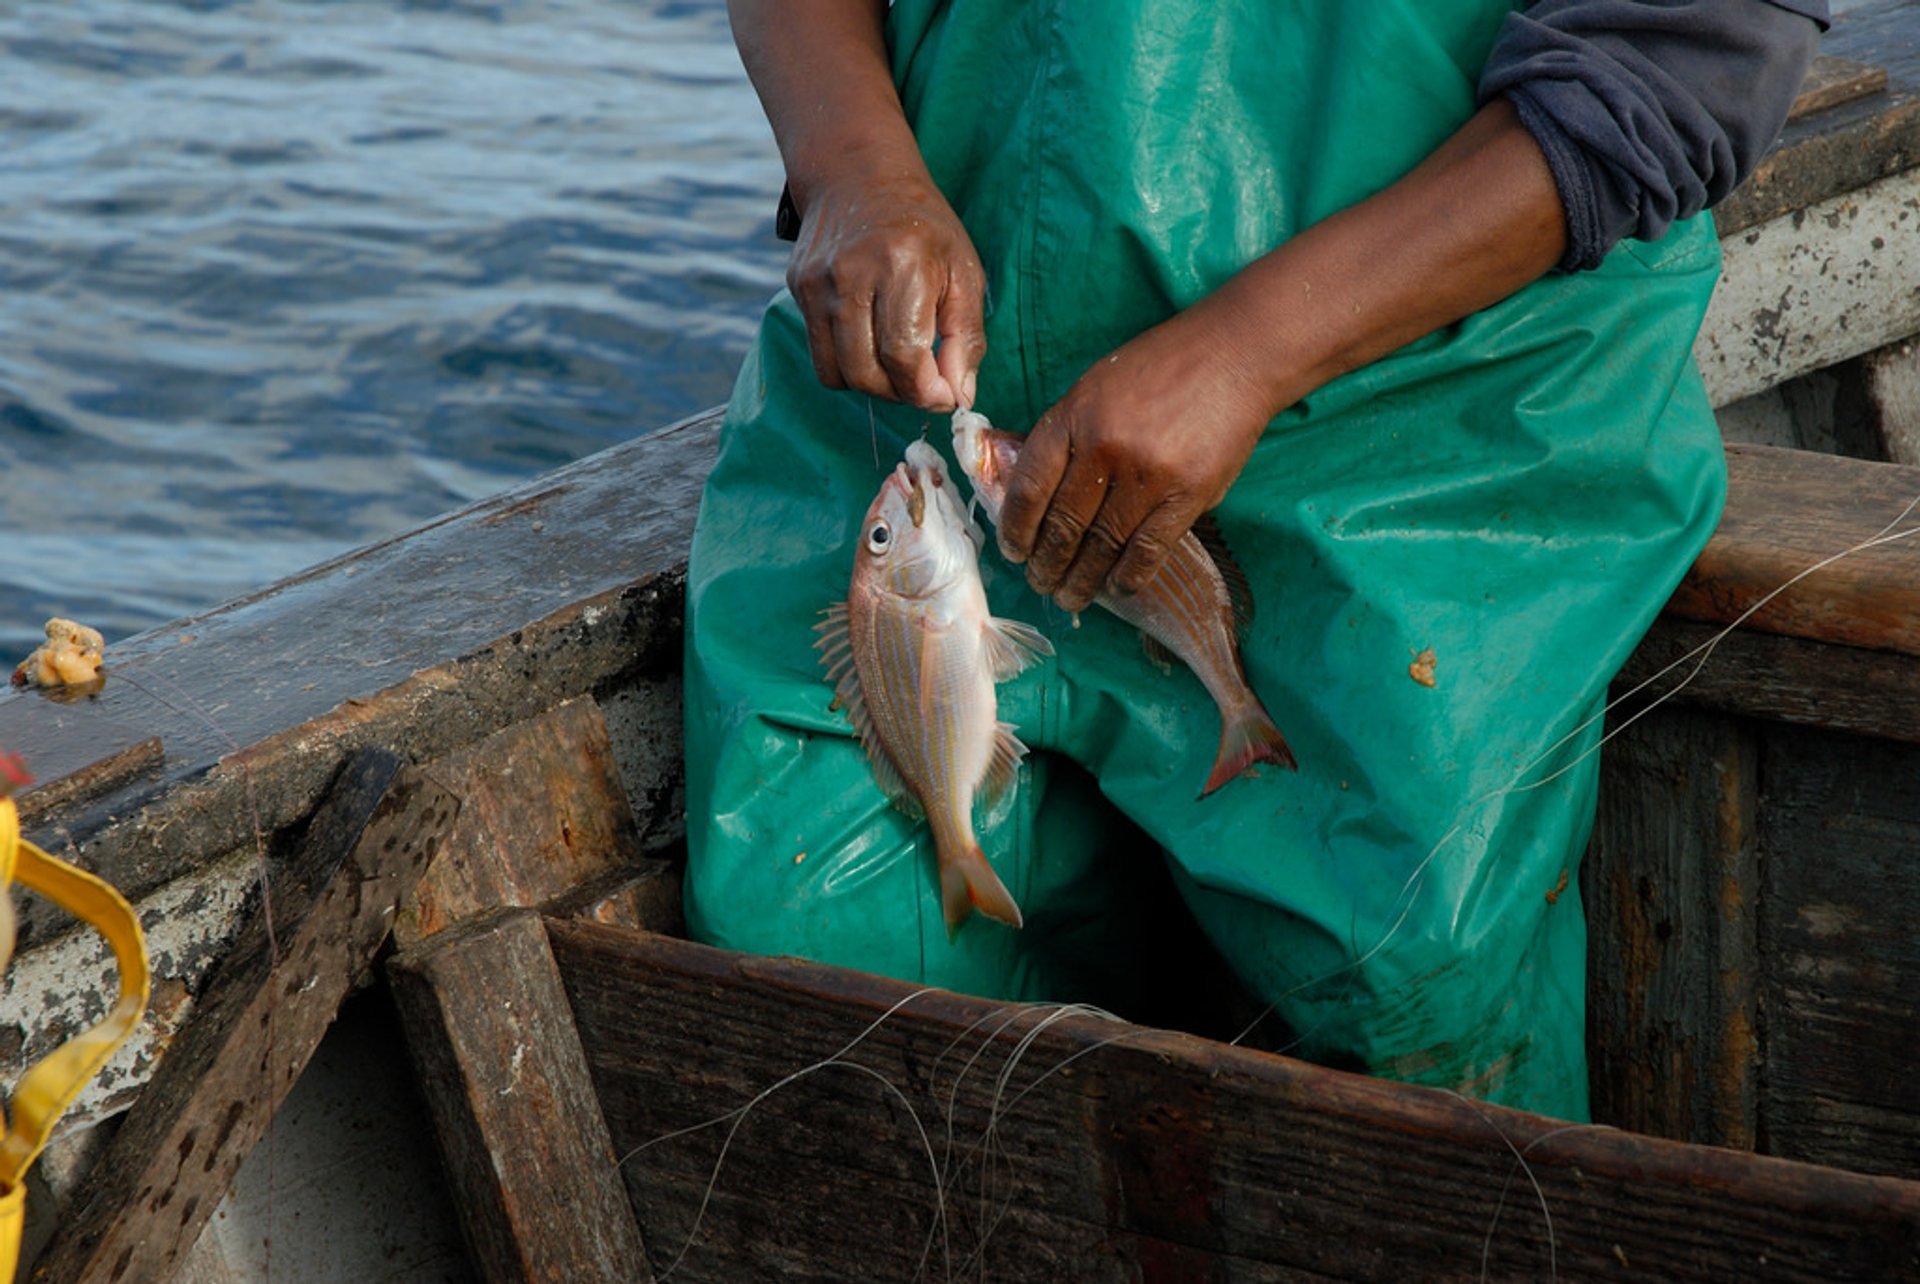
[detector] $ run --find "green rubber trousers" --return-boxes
[683,0,1725,1119]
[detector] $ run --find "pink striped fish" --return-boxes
[817,440,1053,932]
[952,409,1295,795]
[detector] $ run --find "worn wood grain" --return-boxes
[1587,705,1762,1151]
[0,689,161,828]
[389,909,653,1283]
[544,855,684,936]
[29,749,457,1284]
[396,695,645,947]
[1663,445,1920,657]
[1617,617,1920,744]
[1718,0,1920,235]
[551,920,1920,1283]
[2,407,716,953]
[1757,723,1920,1180]
[1791,55,1890,121]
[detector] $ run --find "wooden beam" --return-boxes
[1617,617,1920,744]
[396,696,646,948]
[1587,705,1762,1150]
[1665,445,1920,658]
[388,909,653,1283]
[28,749,457,1283]
[550,921,1920,1282]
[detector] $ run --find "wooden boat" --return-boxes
[2,406,1914,1281]
[4,5,1919,1279]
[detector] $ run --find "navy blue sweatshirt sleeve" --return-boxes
[1480,0,1827,271]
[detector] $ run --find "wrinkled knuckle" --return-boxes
[1038,509,1087,553]
[1082,517,1128,562]
[876,336,923,376]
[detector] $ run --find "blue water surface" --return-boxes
[0,0,788,659]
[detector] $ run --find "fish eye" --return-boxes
[866,521,892,553]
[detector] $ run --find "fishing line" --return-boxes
[615,986,953,1283]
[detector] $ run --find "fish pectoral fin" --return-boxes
[981,616,1053,681]
[980,721,1030,805]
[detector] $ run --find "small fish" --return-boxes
[953,409,1295,794]
[816,440,1053,933]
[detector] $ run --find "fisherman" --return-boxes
[684,0,1827,1118]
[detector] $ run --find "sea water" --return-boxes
[0,0,788,660]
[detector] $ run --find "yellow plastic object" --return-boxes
[0,797,151,1281]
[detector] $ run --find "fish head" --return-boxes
[856,443,982,599]
[949,409,1018,526]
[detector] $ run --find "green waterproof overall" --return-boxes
[683,0,1725,1119]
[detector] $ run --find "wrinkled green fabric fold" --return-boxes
[684,0,1724,1119]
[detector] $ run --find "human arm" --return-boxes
[728,0,985,411]
[1002,0,1824,612]
[1000,99,1569,611]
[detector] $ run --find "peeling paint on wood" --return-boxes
[1699,167,1920,408]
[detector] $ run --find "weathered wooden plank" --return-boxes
[1758,723,1920,1180]
[1664,445,1920,657]
[396,695,645,947]
[1587,705,1761,1151]
[1617,617,1920,744]
[1699,164,1920,406]
[1717,2,1920,237]
[1863,336,1920,466]
[544,855,685,936]
[1790,55,1890,122]
[551,921,1920,1283]
[2,407,717,954]
[28,750,457,1284]
[389,908,653,1283]
[0,688,161,828]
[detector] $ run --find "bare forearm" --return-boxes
[726,0,928,215]
[1201,100,1569,418]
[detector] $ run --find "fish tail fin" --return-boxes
[940,839,1024,938]
[1202,703,1297,797]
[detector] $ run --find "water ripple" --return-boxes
[0,0,789,659]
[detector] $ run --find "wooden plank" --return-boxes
[1790,55,1890,122]
[0,688,161,832]
[1701,162,1920,407]
[1586,705,1761,1151]
[550,921,1920,1283]
[1717,1,1920,236]
[1863,336,1920,466]
[389,909,653,1283]
[28,749,457,1284]
[1664,445,1920,657]
[1758,723,1920,1180]
[396,696,645,947]
[544,855,684,936]
[1,407,718,952]
[1616,617,1920,744]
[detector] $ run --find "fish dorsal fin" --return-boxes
[981,720,1030,805]
[1192,513,1254,635]
[815,604,922,818]
[981,616,1053,682]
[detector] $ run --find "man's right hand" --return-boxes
[729,0,986,414]
[786,169,986,413]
